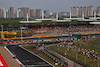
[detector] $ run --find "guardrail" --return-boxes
[41,49,68,67]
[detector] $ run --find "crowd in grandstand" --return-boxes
[67,25,100,33]
[28,25,100,34]
[80,35,100,41]
[29,25,67,34]
[66,44,100,61]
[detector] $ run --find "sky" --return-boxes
[0,0,100,12]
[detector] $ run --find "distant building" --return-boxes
[30,9,35,18]
[6,10,9,18]
[83,6,88,17]
[3,8,6,18]
[71,6,78,17]
[71,6,93,17]
[44,10,50,16]
[78,6,82,17]
[87,6,93,17]
[15,9,23,18]
[75,6,79,17]
[18,7,30,18]
[66,12,70,17]
[49,12,54,15]
[78,6,88,17]
[9,7,14,18]
[97,6,100,16]
[0,8,3,18]
[0,8,6,18]
[35,9,42,18]
[71,6,75,16]
[15,10,19,18]
[19,10,23,18]
[58,12,67,17]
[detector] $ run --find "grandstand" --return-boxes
[17,12,100,42]
[1,23,100,41]
[1,15,100,67]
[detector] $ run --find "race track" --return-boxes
[6,45,53,67]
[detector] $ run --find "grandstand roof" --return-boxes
[90,22,100,24]
[78,19,96,22]
[64,18,82,20]
[20,21,42,23]
[35,18,53,21]
[52,20,71,22]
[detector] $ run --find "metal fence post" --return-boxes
[98,61,99,67]
[76,52,77,61]
[84,55,86,64]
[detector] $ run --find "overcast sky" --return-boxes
[0,0,100,12]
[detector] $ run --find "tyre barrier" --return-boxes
[41,49,68,67]
[3,40,33,45]
[0,38,77,45]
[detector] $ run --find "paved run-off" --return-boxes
[0,46,20,67]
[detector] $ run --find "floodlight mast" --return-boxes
[27,13,29,21]
[42,11,44,19]
[56,12,58,21]
[70,11,71,19]
[1,25,3,32]
[94,11,96,19]
[82,11,84,20]
[20,27,25,42]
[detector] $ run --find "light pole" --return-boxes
[76,52,77,61]
[65,49,67,57]
[98,60,99,67]
[20,27,25,42]
[84,55,86,64]
[58,43,60,53]
[80,43,81,47]
[1,25,3,31]
[21,28,22,42]
[42,44,44,49]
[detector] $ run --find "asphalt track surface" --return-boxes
[6,45,53,67]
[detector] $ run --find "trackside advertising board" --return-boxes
[62,34,73,36]
[0,54,9,67]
